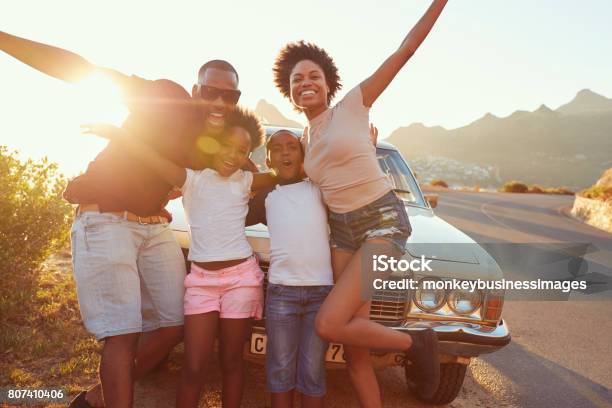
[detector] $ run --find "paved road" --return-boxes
[428,189,612,408]
[134,190,612,407]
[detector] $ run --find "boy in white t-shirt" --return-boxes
[246,130,333,408]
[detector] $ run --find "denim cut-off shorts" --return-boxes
[328,190,412,254]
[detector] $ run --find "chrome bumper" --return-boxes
[391,319,511,357]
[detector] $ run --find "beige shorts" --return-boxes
[71,212,186,340]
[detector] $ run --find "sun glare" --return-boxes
[0,70,129,177]
[72,71,128,126]
[25,71,133,176]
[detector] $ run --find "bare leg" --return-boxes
[84,384,104,407]
[301,393,325,408]
[218,318,252,408]
[133,325,183,377]
[85,326,183,407]
[315,239,411,350]
[330,249,381,408]
[344,302,382,408]
[318,238,440,401]
[271,391,294,408]
[99,332,140,408]
[176,313,219,408]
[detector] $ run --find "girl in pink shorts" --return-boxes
[85,107,277,408]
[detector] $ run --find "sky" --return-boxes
[1,0,611,176]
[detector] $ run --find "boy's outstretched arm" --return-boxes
[0,30,130,86]
[360,0,448,107]
[245,190,268,227]
[251,172,279,192]
[82,124,187,188]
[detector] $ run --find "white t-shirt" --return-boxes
[181,168,254,262]
[265,181,333,286]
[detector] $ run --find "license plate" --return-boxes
[250,333,346,363]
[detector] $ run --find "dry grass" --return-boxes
[578,185,612,201]
[0,249,101,405]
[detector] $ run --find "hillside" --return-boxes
[254,100,302,128]
[387,89,612,189]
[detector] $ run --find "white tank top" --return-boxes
[180,168,253,262]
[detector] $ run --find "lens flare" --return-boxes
[197,136,221,155]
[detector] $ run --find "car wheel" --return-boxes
[405,361,467,405]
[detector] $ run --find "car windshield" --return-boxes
[376,148,426,207]
[251,128,426,208]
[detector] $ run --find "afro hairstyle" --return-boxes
[226,107,265,152]
[273,41,342,109]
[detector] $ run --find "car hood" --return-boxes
[170,200,482,265]
[404,206,480,264]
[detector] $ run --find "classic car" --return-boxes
[167,125,511,405]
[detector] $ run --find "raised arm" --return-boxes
[82,124,187,188]
[360,0,447,107]
[0,30,130,86]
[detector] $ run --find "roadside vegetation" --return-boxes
[429,179,449,188]
[578,185,612,201]
[0,147,99,404]
[498,180,574,195]
[422,178,574,195]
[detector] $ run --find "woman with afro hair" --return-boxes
[273,1,448,406]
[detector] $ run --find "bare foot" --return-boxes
[85,383,104,407]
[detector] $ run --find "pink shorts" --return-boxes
[184,256,264,319]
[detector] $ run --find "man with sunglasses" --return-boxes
[1,31,248,408]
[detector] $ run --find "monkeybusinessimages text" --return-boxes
[371,255,587,294]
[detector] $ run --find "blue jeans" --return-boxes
[265,284,333,397]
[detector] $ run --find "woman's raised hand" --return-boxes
[360,0,448,108]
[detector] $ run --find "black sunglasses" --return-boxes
[197,85,241,105]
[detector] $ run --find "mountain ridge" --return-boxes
[254,99,302,128]
[387,89,612,189]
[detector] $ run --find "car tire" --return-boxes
[405,361,467,405]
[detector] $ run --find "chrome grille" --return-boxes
[259,261,407,324]
[371,288,409,322]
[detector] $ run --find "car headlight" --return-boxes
[447,288,482,315]
[413,277,446,312]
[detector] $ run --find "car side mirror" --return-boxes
[424,194,438,208]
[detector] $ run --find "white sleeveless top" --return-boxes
[180,168,253,262]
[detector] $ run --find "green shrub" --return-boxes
[499,181,528,193]
[0,148,99,394]
[0,146,73,275]
[430,179,449,188]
